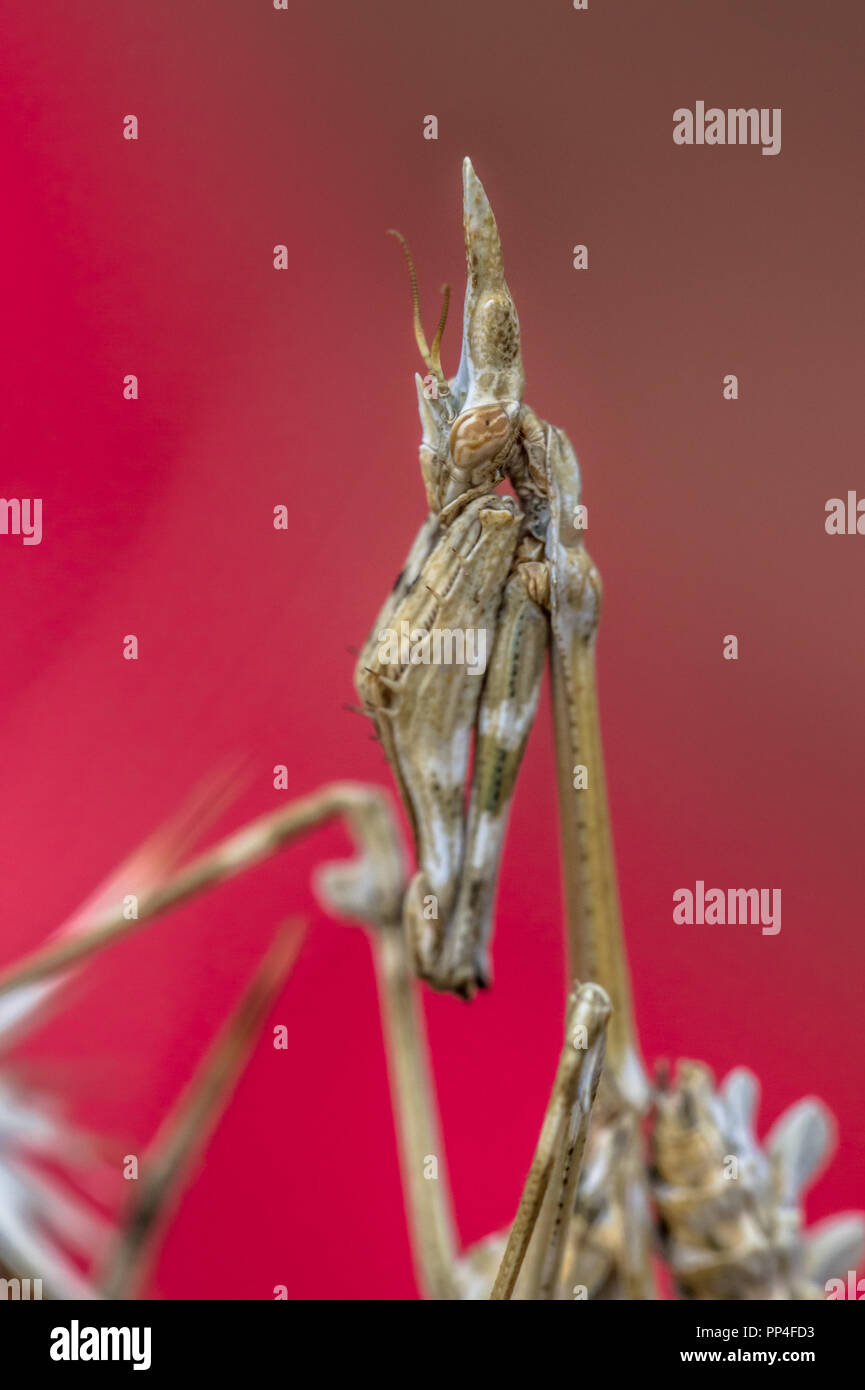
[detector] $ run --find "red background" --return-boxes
[1,1,862,1297]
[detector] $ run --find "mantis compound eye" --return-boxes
[448,403,516,478]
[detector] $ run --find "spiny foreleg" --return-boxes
[428,542,549,996]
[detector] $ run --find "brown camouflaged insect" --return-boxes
[342,160,863,1300]
[0,166,859,1302]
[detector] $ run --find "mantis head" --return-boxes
[391,158,525,512]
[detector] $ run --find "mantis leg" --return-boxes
[542,421,647,1110]
[312,788,462,1299]
[371,924,460,1299]
[430,559,548,996]
[357,494,521,978]
[490,981,610,1300]
[538,418,656,1297]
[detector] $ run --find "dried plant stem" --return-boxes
[0,783,392,1001]
[373,924,459,1300]
[490,982,610,1301]
[101,921,305,1299]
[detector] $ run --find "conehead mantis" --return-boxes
[357,158,645,1111]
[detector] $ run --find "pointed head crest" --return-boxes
[389,158,524,417]
[391,160,525,509]
[455,157,525,412]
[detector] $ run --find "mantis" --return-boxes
[0,162,859,1301]
[350,159,864,1300]
[357,157,644,1110]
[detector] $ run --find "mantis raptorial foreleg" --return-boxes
[434,565,548,993]
[358,494,521,978]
